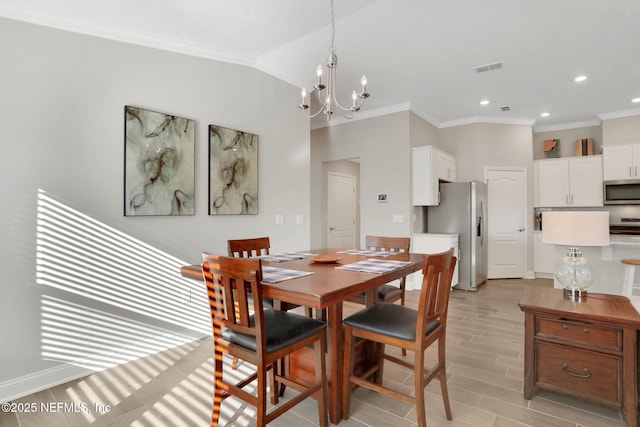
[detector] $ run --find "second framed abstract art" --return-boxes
[208,125,258,215]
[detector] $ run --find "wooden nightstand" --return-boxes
[519,287,640,427]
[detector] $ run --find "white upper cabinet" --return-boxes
[412,146,456,206]
[603,144,640,180]
[535,156,603,207]
[436,150,456,182]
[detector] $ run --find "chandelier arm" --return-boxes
[299,0,369,121]
[301,90,330,118]
[328,65,357,113]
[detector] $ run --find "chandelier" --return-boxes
[298,0,370,121]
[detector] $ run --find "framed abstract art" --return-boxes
[208,125,258,215]
[124,106,195,216]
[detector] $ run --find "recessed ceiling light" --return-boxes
[540,112,550,117]
[632,97,640,103]
[480,100,490,106]
[574,75,588,83]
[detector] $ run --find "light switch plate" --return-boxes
[275,214,285,225]
[392,214,403,223]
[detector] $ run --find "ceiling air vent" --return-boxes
[473,61,504,73]
[500,105,511,112]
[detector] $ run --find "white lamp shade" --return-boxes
[542,211,610,246]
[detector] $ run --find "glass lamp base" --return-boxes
[563,287,587,301]
[555,247,595,302]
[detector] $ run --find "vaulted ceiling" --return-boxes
[3,0,640,131]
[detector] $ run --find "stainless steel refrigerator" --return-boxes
[427,181,488,291]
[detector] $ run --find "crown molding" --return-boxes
[533,119,602,133]
[310,102,411,130]
[408,106,440,128]
[0,3,256,67]
[438,116,535,129]
[598,107,640,121]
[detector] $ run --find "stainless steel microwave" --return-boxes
[604,180,640,205]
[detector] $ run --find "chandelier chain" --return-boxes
[297,0,370,121]
[330,0,336,55]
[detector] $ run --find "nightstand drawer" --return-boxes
[536,342,621,406]
[536,317,621,351]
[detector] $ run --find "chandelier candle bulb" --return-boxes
[316,65,325,90]
[299,0,369,121]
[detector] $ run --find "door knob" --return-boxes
[518,228,524,232]
[330,227,336,231]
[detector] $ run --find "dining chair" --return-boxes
[227,236,306,313]
[227,236,271,258]
[348,235,411,354]
[341,248,456,427]
[348,235,411,304]
[202,253,328,427]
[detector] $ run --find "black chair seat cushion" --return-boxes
[223,310,326,353]
[352,284,402,302]
[247,295,301,312]
[343,303,440,341]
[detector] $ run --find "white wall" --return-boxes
[435,123,535,272]
[533,125,602,159]
[310,111,412,247]
[0,18,310,400]
[602,115,640,145]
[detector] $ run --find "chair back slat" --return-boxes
[365,236,410,253]
[228,237,271,258]
[417,249,456,340]
[202,254,265,343]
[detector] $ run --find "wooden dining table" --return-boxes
[180,248,425,424]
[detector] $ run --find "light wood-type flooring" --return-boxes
[1,278,631,426]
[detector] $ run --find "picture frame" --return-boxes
[208,125,258,215]
[124,106,195,216]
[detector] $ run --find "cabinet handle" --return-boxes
[561,363,592,379]
[562,325,569,330]
[636,166,638,177]
[630,166,633,177]
[583,328,589,334]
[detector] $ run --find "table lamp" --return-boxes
[542,211,610,300]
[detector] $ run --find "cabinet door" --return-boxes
[569,156,603,206]
[533,232,555,274]
[603,145,633,180]
[537,159,570,207]
[633,145,640,178]
[437,151,456,182]
[411,147,438,205]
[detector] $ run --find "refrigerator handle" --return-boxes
[478,200,485,247]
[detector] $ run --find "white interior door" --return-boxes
[486,168,526,278]
[327,172,356,248]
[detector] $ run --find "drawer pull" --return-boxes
[561,363,592,379]
[583,328,589,334]
[562,325,569,330]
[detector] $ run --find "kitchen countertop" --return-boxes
[534,231,640,247]
[609,234,640,246]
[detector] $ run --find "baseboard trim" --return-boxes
[0,363,92,403]
[0,329,206,403]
